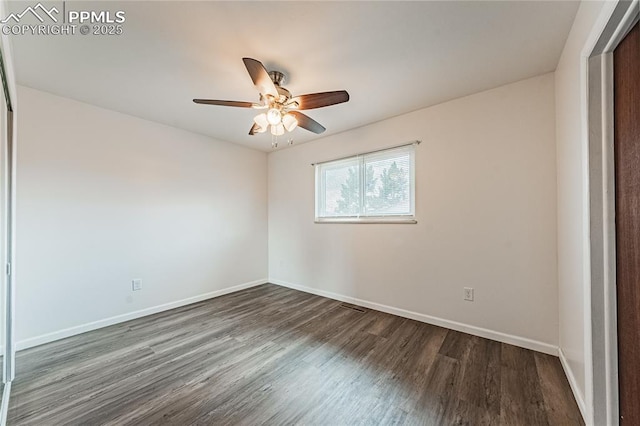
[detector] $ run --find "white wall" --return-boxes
[15,85,268,347]
[554,0,606,420]
[269,73,558,352]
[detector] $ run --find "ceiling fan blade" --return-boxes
[249,123,259,135]
[290,90,349,110]
[242,58,279,98]
[288,111,326,134]
[193,99,256,108]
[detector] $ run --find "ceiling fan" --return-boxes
[193,58,349,138]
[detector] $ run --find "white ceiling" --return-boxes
[9,1,579,151]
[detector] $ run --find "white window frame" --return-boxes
[314,142,418,224]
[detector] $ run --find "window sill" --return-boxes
[315,217,417,224]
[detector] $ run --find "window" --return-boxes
[315,144,416,223]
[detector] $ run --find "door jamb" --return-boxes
[587,1,639,425]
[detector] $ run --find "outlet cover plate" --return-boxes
[464,287,474,301]
[132,279,142,291]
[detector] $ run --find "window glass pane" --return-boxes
[317,158,360,217]
[364,150,412,216]
[314,144,415,221]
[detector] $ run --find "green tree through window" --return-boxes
[375,161,408,210]
[335,167,358,214]
[336,161,407,214]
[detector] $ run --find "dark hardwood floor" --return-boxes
[8,284,583,425]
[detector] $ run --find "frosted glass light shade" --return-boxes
[267,108,282,125]
[282,114,298,132]
[254,113,268,128]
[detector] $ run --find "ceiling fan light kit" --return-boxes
[193,57,350,147]
[282,113,298,132]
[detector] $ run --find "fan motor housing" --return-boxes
[276,85,291,101]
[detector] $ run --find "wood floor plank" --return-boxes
[458,336,502,416]
[500,344,550,426]
[410,353,462,424]
[8,284,583,425]
[534,352,585,425]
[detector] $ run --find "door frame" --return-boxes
[0,2,17,425]
[586,1,639,425]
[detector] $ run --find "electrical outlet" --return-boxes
[464,287,474,301]
[132,279,142,291]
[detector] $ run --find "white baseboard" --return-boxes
[16,278,268,351]
[270,279,559,356]
[559,347,588,424]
